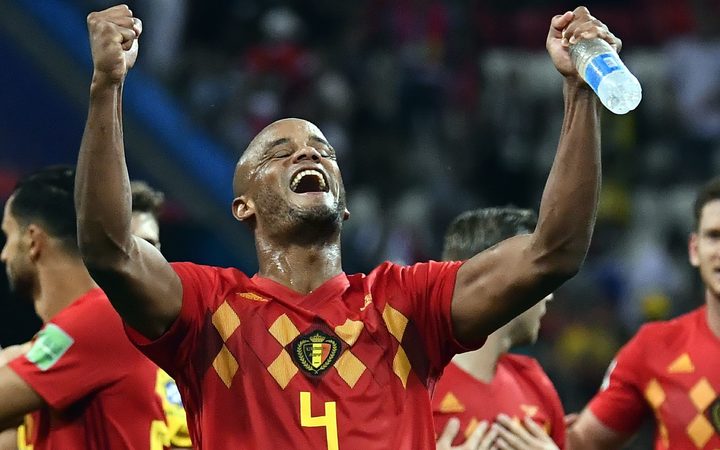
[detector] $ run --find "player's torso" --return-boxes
[179,274,438,450]
[433,358,558,445]
[640,313,720,449]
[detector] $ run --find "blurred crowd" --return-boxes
[26,0,720,429]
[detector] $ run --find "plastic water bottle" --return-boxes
[569,38,642,114]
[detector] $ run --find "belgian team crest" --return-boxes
[291,330,342,377]
[708,397,720,434]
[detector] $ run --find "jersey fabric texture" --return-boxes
[433,355,565,447]
[125,260,480,450]
[589,306,720,449]
[9,288,171,450]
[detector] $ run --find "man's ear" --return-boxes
[25,224,47,262]
[232,196,255,222]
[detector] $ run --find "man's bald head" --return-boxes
[232,118,328,197]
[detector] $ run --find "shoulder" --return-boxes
[630,307,699,348]
[170,261,252,289]
[52,289,119,331]
[365,260,463,282]
[502,353,542,371]
[502,354,553,385]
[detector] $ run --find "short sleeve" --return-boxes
[124,262,216,373]
[385,261,480,371]
[8,303,122,410]
[587,330,650,434]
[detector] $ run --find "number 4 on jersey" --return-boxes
[300,391,339,450]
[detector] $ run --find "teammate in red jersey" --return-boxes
[433,208,564,450]
[75,5,615,449]
[0,167,174,450]
[567,177,720,449]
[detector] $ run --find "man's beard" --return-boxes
[7,265,35,304]
[255,188,346,244]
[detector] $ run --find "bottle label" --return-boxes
[584,52,621,91]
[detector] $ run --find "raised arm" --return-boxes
[451,7,615,343]
[75,5,181,338]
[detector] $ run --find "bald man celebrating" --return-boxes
[75,4,615,449]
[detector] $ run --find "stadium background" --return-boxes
[1,0,718,447]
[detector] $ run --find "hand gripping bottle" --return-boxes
[569,38,642,114]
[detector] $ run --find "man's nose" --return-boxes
[292,146,322,163]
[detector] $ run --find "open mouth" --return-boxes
[290,169,328,193]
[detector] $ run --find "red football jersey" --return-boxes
[589,306,720,449]
[9,288,171,450]
[125,260,477,450]
[433,355,565,447]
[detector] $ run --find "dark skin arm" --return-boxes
[451,7,617,343]
[76,5,181,338]
[0,429,17,450]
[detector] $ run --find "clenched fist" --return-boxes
[87,4,142,85]
[546,6,621,81]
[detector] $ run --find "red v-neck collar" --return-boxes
[250,272,350,310]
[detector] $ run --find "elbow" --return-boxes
[532,245,586,284]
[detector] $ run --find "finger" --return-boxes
[477,425,499,450]
[494,424,527,448]
[437,418,461,447]
[607,31,622,53]
[549,11,573,38]
[522,416,548,438]
[568,20,609,45]
[121,36,136,51]
[132,18,143,38]
[493,436,513,450]
[115,26,137,49]
[572,6,592,21]
[103,16,137,31]
[496,414,531,439]
[104,4,133,16]
[462,421,488,449]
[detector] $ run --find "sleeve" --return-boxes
[586,329,651,434]
[7,307,122,410]
[124,262,216,373]
[388,261,482,371]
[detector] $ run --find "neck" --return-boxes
[452,329,512,383]
[706,289,720,339]
[34,254,98,322]
[255,234,343,295]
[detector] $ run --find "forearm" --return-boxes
[75,74,134,265]
[532,79,601,276]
